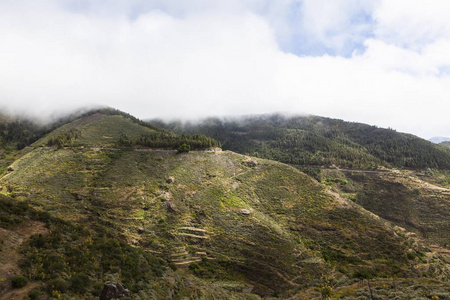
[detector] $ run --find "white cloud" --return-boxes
[374,0,450,48]
[297,0,375,54]
[1,0,450,138]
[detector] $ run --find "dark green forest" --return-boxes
[119,133,221,150]
[150,114,450,170]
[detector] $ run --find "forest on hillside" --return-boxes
[151,114,450,170]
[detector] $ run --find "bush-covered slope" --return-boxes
[0,195,256,299]
[35,111,221,150]
[441,141,450,148]
[1,111,449,299]
[2,147,448,298]
[320,169,450,248]
[152,114,450,170]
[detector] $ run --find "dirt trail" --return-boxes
[1,283,40,300]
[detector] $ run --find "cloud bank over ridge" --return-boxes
[1,0,450,138]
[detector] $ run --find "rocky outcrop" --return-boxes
[99,282,130,300]
[245,160,258,167]
[239,209,251,215]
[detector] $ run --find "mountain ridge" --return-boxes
[150,113,450,170]
[0,109,449,299]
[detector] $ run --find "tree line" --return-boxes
[152,114,450,170]
[118,133,221,150]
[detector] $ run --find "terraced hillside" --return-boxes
[0,112,449,299]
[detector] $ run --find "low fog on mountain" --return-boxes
[1,0,450,138]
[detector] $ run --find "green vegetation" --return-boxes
[46,128,81,148]
[119,133,220,150]
[11,275,27,288]
[0,195,165,298]
[28,289,41,300]
[0,119,46,150]
[177,143,190,153]
[339,172,450,247]
[153,114,450,170]
[441,141,450,148]
[1,109,449,299]
[3,146,446,297]
[22,224,166,293]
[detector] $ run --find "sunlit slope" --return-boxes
[2,112,449,298]
[33,113,158,147]
[3,146,448,296]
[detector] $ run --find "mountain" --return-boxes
[1,110,449,299]
[430,137,450,144]
[151,114,450,170]
[152,113,450,250]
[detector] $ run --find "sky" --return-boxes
[1,0,450,138]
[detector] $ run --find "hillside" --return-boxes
[320,168,450,247]
[441,141,450,148]
[0,111,449,299]
[152,113,450,261]
[151,114,450,170]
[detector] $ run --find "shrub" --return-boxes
[11,275,28,288]
[177,143,190,153]
[28,289,41,300]
[92,281,104,297]
[47,277,68,293]
[70,273,90,293]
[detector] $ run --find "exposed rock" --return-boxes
[239,209,251,215]
[166,176,175,184]
[99,282,130,300]
[160,191,171,201]
[246,160,258,167]
[137,227,145,234]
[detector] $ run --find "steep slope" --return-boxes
[1,112,449,299]
[33,112,157,147]
[152,114,450,170]
[321,169,450,248]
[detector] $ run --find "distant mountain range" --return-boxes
[429,136,450,144]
